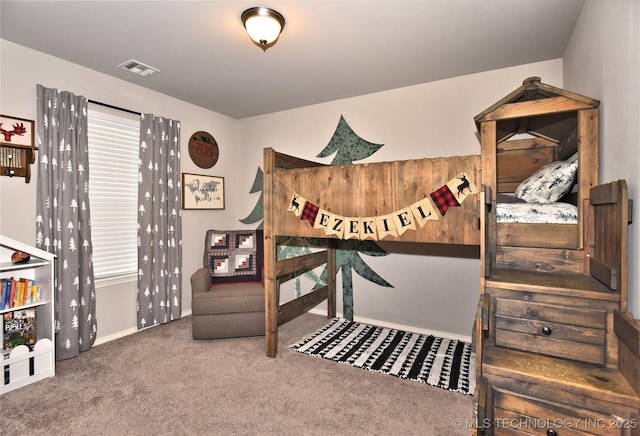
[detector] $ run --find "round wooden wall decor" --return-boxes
[188,131,219,169]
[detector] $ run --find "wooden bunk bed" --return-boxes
[262,77,639,431]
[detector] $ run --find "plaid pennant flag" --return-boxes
[430,185,460,216]
[300,201,320,226]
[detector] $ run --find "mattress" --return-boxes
[496,202,578,224]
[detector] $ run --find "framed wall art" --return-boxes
[182,173,225,210]
[0,114,34,147]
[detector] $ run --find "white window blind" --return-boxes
[87,106,140,279]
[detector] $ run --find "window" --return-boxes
[87,105,140,279]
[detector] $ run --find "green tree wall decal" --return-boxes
[317,115,384,165]
[240,115,393,321]
[276,236,325,298]
[316,115,393,320]
[240,167,264,229]
[240,168,322,297]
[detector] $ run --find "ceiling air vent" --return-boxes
[117,59,160,77]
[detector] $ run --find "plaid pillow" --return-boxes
[204,229,263,285]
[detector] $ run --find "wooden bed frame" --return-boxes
[263,148,482,357]
[262,77,602,358]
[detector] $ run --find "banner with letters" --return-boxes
[286,173,477,240]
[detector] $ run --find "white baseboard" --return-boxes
[94,308,193,346]
[94,327,139,346]
[94,308,471,346]
[308,308,472,343]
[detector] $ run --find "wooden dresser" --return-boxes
[474,182,640,435]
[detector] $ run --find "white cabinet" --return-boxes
[0,235,55,394]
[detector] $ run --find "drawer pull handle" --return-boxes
[542,326,552,335]
[547,429,558,436]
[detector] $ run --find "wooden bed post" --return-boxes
[327,239,336,318]
[263,148,278,358]
[480,120,497,278]
[578,108,599,252]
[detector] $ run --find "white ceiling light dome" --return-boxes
[241,7,286,51]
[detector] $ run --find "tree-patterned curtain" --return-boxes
[137,114,182,329]
[35,84,97,360]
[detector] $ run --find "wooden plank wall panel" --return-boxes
[590,181,629,313]
[496,146,555,191]
[495,246,584,274]
[482,97,595,121]
[368,162,392,221]
[272,155,481,245]
[399,158,435,241]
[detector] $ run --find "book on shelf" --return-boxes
[0,277,41,310]
[2,308,37,351]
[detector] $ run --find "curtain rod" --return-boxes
[88,99,141,116]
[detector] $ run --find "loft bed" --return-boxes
[262,77,601,358]
[263,149,482,357]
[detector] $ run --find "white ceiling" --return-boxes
[0,0,585,119]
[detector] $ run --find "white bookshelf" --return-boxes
[0,235,55,394]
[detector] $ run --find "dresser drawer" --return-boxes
[494,298,607,365]
[492,388,635,436]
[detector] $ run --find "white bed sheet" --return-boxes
[496,202,578,224]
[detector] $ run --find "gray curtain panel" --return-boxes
[35,84,97,360]
[137,114,182,329]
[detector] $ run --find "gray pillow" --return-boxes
[515,160,578,203]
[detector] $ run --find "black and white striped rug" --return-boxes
[290,318,475,395]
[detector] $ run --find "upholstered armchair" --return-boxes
[191,229,265,339]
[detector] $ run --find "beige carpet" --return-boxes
[0,313,473,435]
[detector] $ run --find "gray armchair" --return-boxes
[191,230,265,340]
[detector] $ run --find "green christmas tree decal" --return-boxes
[240,168,324,297]
[240,115,393,320]
[276,236,325,298]
[240,167,264,229]
[316,115,393,320]
[318,115,384,165]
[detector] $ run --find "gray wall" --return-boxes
[563,0,640,315]
[238,60,563,340]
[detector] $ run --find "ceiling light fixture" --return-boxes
[241,7,285,52]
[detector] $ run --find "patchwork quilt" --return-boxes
[204,229,264,284]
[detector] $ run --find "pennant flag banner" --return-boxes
[287,194,306,216]
[287,173,477,241]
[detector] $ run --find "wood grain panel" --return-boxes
[482,97,596,121]
[272,155,481,245]
[495,298,606,329]
[495,315,605,345]
[495,329,605,365]
[495,246,584,274]
[496,223,578,249]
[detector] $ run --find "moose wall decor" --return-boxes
[0,114,37,183]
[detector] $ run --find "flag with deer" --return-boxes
[287,172,477,241]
